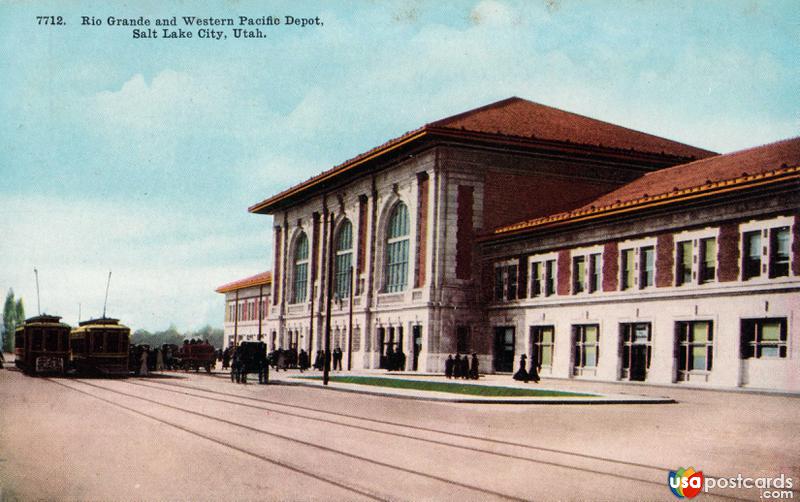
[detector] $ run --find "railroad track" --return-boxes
[48,377,750,501]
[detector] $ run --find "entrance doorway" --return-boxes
[378,326,404,370]
[493,326,515,372]
[412,325,422,371]
[620,323,651,381]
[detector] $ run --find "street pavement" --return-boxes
[0,360,798,501]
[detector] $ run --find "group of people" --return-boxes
[229,349,269,385]
[512,354,540,383]
[382,346,406,371]
[444,353,480,380]
[129,345,164,376]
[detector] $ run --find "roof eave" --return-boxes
[483,167,800,242]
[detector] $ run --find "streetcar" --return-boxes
[14,315,72,375]
[70,317,131,377]
[178,341,217,372]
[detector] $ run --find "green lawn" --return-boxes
[292,375,596,398]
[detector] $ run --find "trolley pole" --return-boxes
[233,289,239,347]
[323,212,335,386]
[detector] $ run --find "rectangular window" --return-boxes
[741,318,787,359]
[742,231,762,280]
[676,241,693,286]
[507,264,518,300]
[573,324,599,373]
[573,256,585,294]
[335,252,353,299]
[676,321,713,380]
[589,253,602,293]
[530,262,542,297]
[493,264,518,302]
[293,262,308,302]
[385,239,408,293]
[640,246,654,288]
[769,227,790,278]
[545,260,555,296]
[699,238,716,283]
[494,267,504,301]
[621,249,635,290]
[531,326,554,368]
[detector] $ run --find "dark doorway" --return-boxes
[620,323,651,381]
[379,326,404,369]
[412,325,422,371]
[493,327,515,372]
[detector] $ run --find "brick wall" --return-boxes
[273,226,282,305]
[456,185,474,280]
[416,175,429,286]
[483,170,620,230]
[656,233,674,287]
[717,222,741,282]
[557,249,571,295]
[358,196,368,274]
[602,241,619,292]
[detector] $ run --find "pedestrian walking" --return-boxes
[298,349,309,372]
[333,347,343,371]
[155,348,164,373]
[528,357,540,383]
[453,354,463,379]
[513,354,529,383]
[444,354,454,379]
[139,347,149,377]
[470,353,479,380]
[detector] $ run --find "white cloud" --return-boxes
[0,194,271,332]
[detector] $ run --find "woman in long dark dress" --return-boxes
[528,356,540,383]
[512,354,529,383]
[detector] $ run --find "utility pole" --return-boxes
[347,265,354,371]
[323,212,335,385]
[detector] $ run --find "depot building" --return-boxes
[220,97,798,392]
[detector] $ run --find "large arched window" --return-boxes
[385,202,409,292]
[334,219,353,299]
[292,232,309,303]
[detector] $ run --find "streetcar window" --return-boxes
[72,338,85,354]
[32,329,44,351]
[45,330,59,351]
[107,331,120,352]
[15,332,23,349]
[92,332,105,352]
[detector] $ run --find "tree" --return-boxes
[15,297,25,325]
[2,289,18,353]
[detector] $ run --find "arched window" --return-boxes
[292,232,309,303]
[334,220,353,299]
[385,202,409,292]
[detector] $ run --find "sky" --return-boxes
[0,0,797,333]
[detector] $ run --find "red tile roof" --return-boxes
[430,97,714,158]
[249,97,714,214]
[491,137,800,237]
[215,271,272,294]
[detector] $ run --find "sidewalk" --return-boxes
[265,369,676,405]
